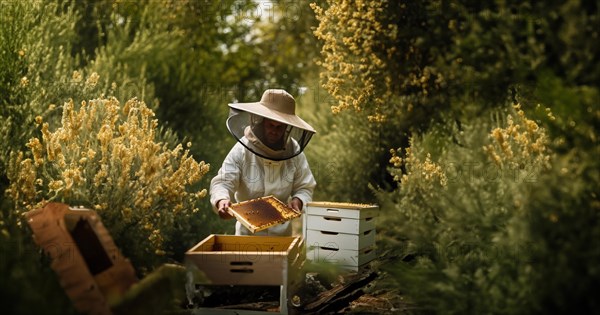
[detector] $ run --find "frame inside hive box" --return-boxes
[185,235,305,314]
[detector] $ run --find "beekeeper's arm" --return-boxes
[209,145,242,219]
[289,152,316,211]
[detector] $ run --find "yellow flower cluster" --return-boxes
[311,0,396,122]
[6,152,37,209]
[483,104,551,169]
[7,83,210,254]
[389,147,448,188]
[20,76,29,87]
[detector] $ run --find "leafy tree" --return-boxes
[312,0,599,125]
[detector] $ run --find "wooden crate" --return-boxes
[185,235,304,314]
[24,202,137,315]
[303,202,379,270]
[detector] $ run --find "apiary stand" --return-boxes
[303,202,379,271]
[185,235,304,314]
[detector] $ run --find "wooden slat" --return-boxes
[302,271,377,313]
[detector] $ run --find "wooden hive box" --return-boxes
[303,202,379,271]
[185,235,305,314]
[24,202,137,315]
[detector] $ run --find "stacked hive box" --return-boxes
[185,235,304,314]
[303,202,378,271]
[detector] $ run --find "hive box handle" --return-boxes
[230,261,253,266]
[319,246,339,251]
[230,269,254,273]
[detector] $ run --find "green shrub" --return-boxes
[377,103,552,314]
[1,1,79,176]
[377,91,599,314]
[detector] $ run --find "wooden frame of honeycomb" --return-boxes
[228,196,301,233]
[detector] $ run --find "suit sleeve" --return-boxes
[291,153,316,209]
[209,145,242,213]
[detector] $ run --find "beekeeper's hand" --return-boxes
[288,197,303,212]
[216,199,234,219]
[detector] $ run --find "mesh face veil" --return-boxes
[226,109,314,161]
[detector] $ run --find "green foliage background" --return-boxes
[310,0,599,314]
[1,0,599,314]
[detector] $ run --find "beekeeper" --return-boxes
[209,89,317,236]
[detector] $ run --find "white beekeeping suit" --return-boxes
[209,89,317,236]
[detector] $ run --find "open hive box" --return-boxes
[303,202,379,271]
[227,195,301,233]
[185,235,305,314]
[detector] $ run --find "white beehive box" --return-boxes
[185,235,304,314]
[303,202,379,270]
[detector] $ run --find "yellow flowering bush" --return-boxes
[7,92,209,266]
[311,0,397,122]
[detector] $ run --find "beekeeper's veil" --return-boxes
[226,89,315,161]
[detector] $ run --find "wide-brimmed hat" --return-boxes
[228,89,315,133]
